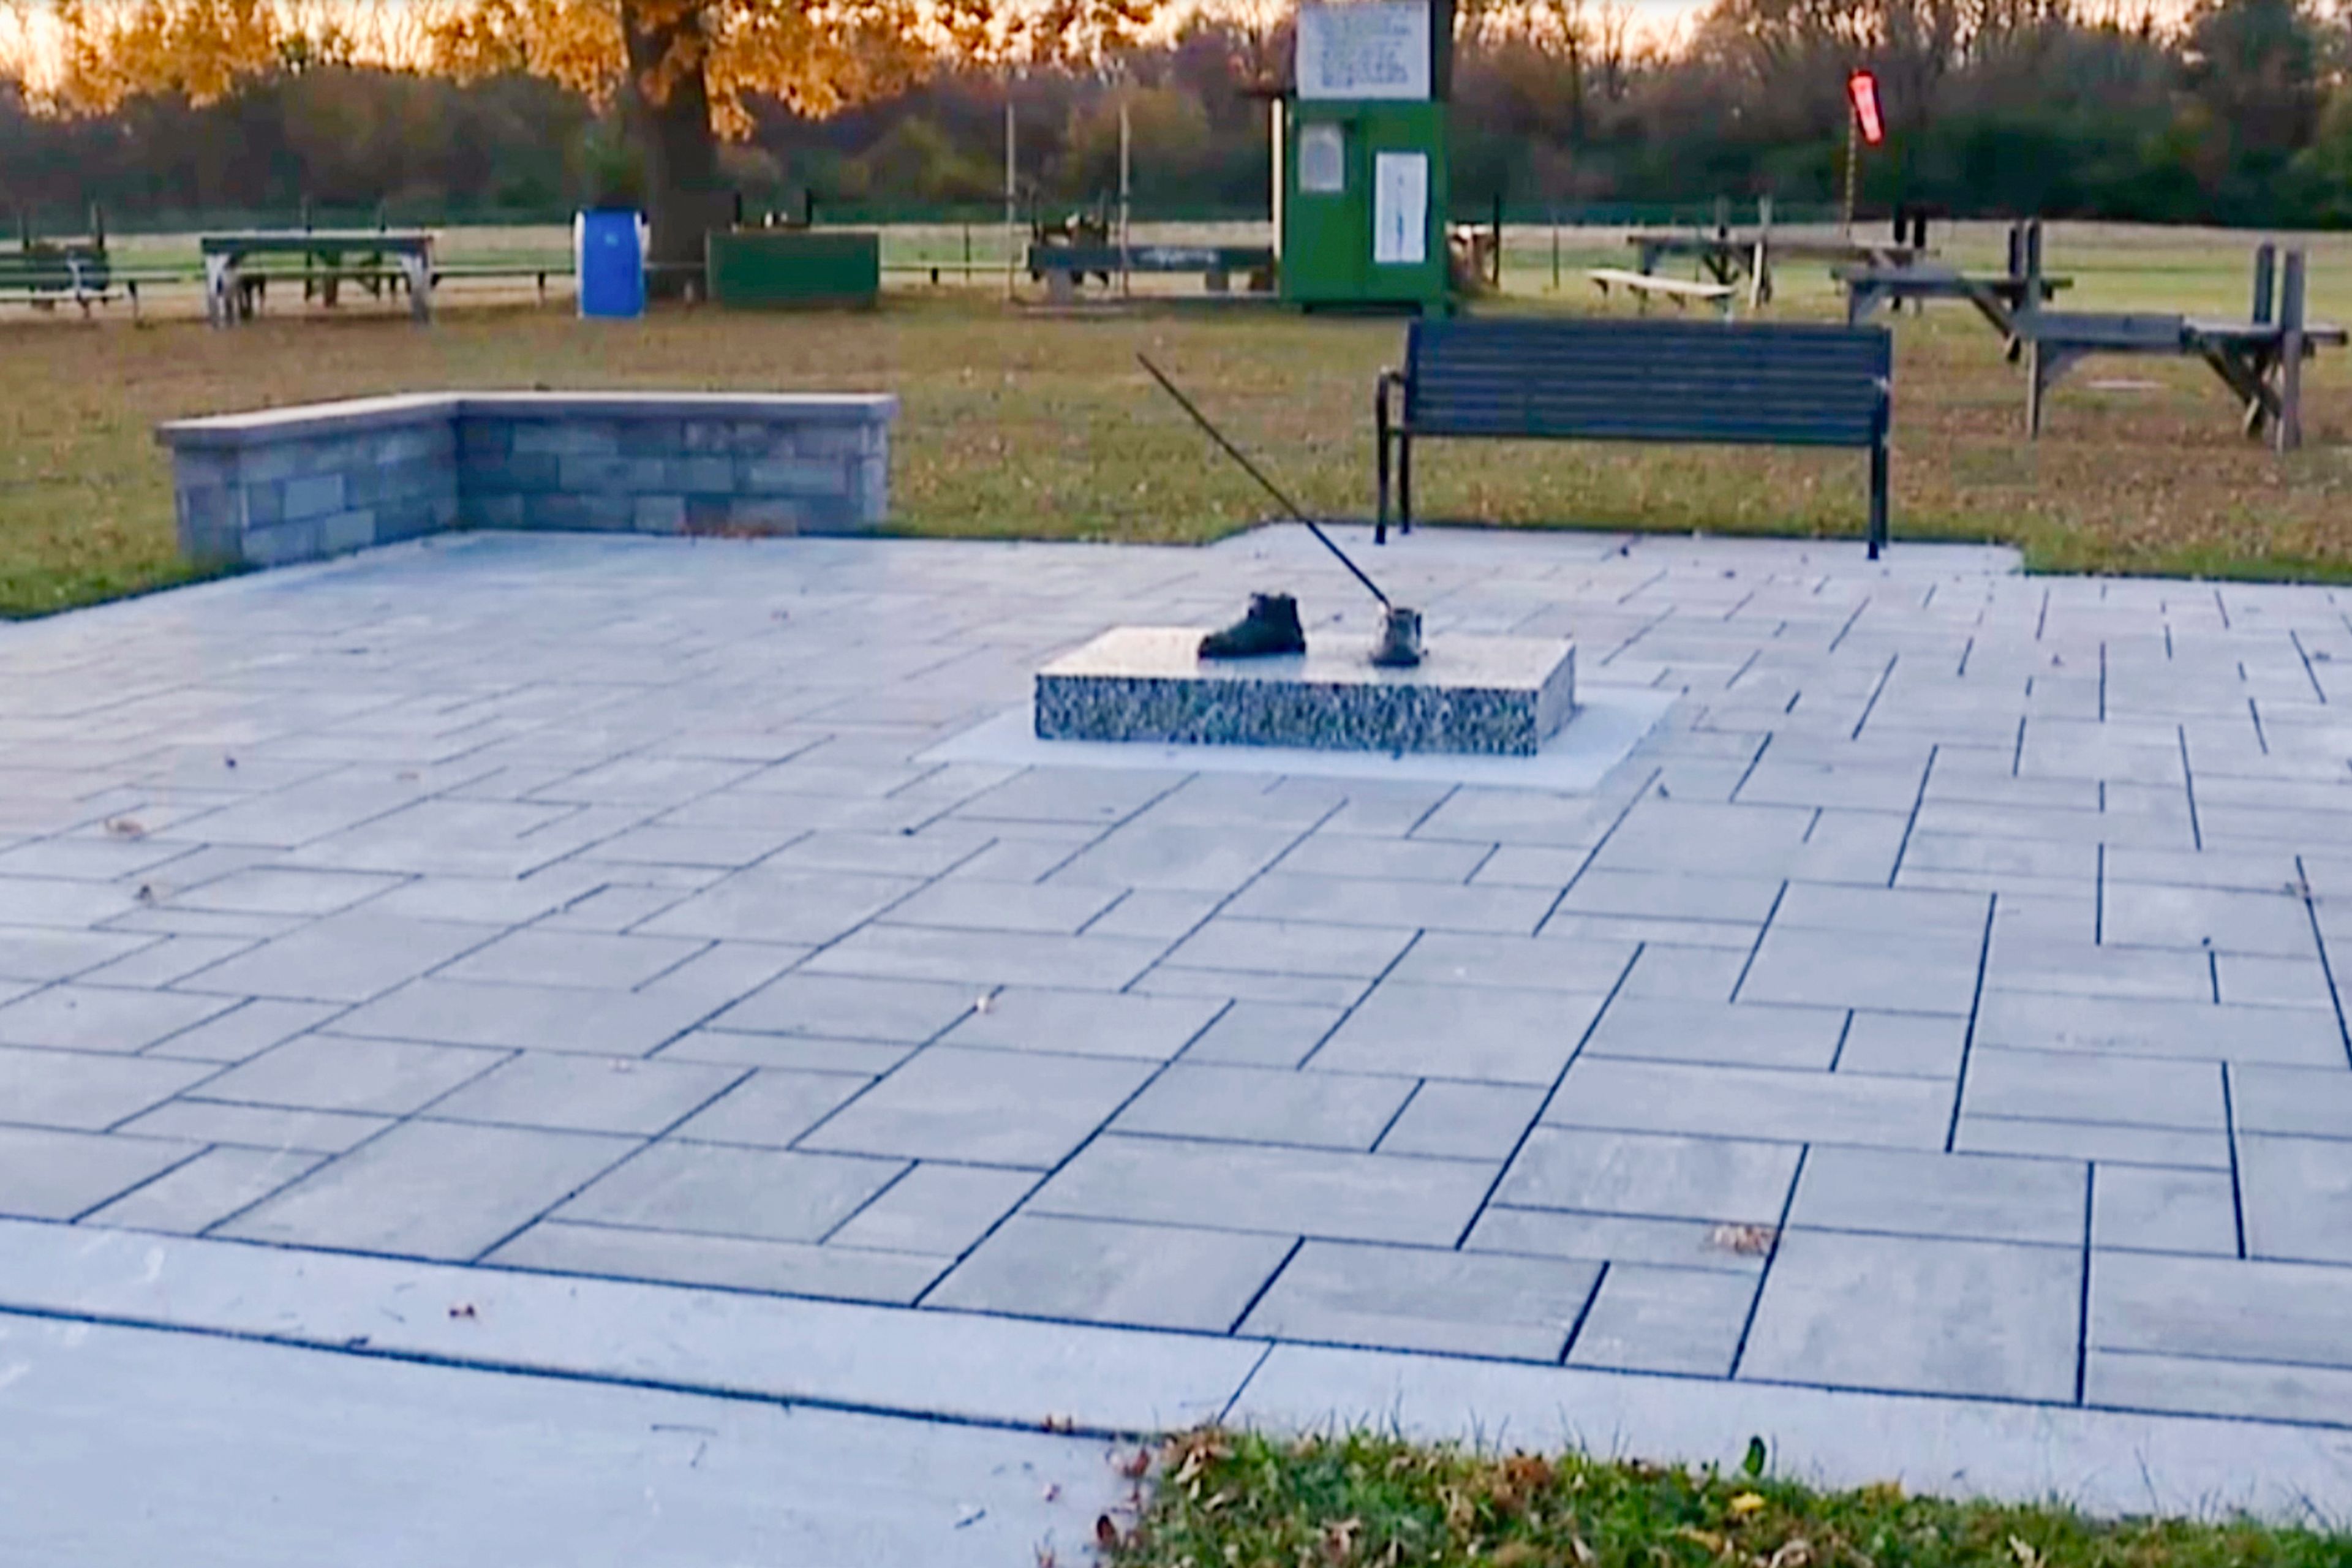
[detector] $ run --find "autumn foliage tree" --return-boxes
[29,0,1156,275]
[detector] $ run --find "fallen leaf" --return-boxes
[1569,1534,1596,1565]
[2011,1536,2045,1568]
[134,884,157,903]
[1116,1447,1151,1479]
[448,1302,477,1320]
[1730,1491,1766,1515]
[104,816,146,839]
[1708,1223,1778,1256]
[1769,1539,1814,1568]
[1095,1514,1120,1549]
[954,1504,986,1529]
[1042,1414,1075,1433]
[1041,1482,1060,1502]
[1491,1544,1542,1567]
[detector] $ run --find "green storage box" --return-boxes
[707,230,880,309]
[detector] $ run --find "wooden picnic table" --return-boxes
[200,229,435,326]
[1838,262,2071,355]
[1025,243,1275,302]
[2016,246,2342,449]
[1626,228,1923,307]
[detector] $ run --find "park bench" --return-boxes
[0,246,113,315]
[1586,267,1735,317]
[1373,317,1895,557]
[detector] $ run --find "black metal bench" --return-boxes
[1373,318,1896,557]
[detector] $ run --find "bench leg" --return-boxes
[1868,440,1889,560]
[1398,434,1414,536]
[1375,386,1392,546]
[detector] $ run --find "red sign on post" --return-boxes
[1847,70,1885,145]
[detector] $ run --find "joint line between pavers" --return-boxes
[2248,697,2270,756]
[1725,881,1790,1005]
[1725,1142,1809,1381]
[2176,724,2203,852]
[2098,641,2108,725]
[2295,852,2352,1072]
[1826,597,1871,657]
[1553,1257,1610,1368]
[1224,1235,1306,1335]
[2095,842,2106,946]
[1292,924,1428,1074]
[1955,635,1974,679]
[1885,741,1938,891]
[2072,1163,2093,1406]
[1943,891,1999,1155]
[2288,628,2329,706]
[65,1141,217,1225]
[1848,654,1899,742]
[1213,1339,1280,1428]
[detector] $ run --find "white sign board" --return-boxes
[1297,1,1431,102]
[1297,123,1346,192]
[1372,151,1428,265]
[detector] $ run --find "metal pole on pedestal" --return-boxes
[1004,91,1017,302]
[1119,92,1133,300]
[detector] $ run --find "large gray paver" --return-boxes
[191,1035,505,1115]
[2090,1251,2352,1415]
[663,1068,867,1145]
[331,978,724,1056]
[552,1141,902,1243]
[219,1120,638,1259]
[85,1145,323,1234]
[1112,1063,1415,1150]
[797,1046,1153,1167]
[1164,918,1416,979]
[1583,997,1848,1071]
[435,929,708,990]
[2092,1164,2240,1254]
[1030,1134,1496,1245]
[802,925,1166,991]
[429,1052,746,1134]
[927,1214,1294,1331]
[0,1047,217,1130]
[1741,1230,2083,1400]
[1224,873,1556,936]
[704,972,979,1042]
[1495,1128,1799,1225]
[2236,1134,2352,1264]
[0,984,238,1054]
[114,1098,391,1154]
[1970,992,2348,1065]
[1375,1082,1547,1158]
[1789,1147,2087,1245]
[1384,931,1638,993]
[1049,823,1302,892]
[2229,1063,2352,1137]
[1960,1047,2223,1128]
[940,987,1223,1060]
[635,867,923,946]
[1834,1010,1966,1077]
[0,1124,200,1219]
[824,1163,1039,1254]
[1311,982,1604,1084]
[1175,1001,1341,1068]
[1738,924,1982,1015]
[1548,1059,1954,1148]
[1237,1240,1602,1362]
[1555,869,1784,924]
[491,1221,947,1303]
[1566,1264,1758,1374]
[175,911,495,1004]
[881,878,1123,935]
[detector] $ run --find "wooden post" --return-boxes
[1750,194,1773,310]
[1550,209,1559,292]
[1004,92,1017,301]
[1118,91,1132,300]
[2252,242,2276,326]
[2277,248,2306,454]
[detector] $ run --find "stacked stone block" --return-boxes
[158,392,897,570]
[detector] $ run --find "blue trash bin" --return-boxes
[575,209,647,320]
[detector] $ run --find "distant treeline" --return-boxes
[5,0,2351,233]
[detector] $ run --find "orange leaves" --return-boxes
[48,0,282,111]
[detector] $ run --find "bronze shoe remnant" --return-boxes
[1370,605,1423,668]
[1199,592,1307,659]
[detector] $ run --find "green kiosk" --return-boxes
[1278,0,1453,315]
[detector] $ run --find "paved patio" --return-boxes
[4,523,2351,1501]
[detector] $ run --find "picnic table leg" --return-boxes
[2277,249,2306,454]
[2200,343,2274,438]
[1868,437,1888,560]
[2026,339,2049,438]
[400,252,432,324]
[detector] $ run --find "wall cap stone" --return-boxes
[157,391,899,450]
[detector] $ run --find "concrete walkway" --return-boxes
[2,526,2350,1519]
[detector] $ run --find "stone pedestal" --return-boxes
[1036,627,1577,756]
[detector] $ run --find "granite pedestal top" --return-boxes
[1035,627,1577,756]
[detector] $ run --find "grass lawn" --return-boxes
[2,220,2348,617]
[1107,1429,2350,1568]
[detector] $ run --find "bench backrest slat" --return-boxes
[1404,318,1889,449]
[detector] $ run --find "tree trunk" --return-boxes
[623,4,730,298]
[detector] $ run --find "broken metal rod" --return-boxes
[1135,353,1392,612]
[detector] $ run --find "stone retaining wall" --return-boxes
[157,391,898,570]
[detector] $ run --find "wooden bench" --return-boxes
[1587,268,1735,316]
[0,247,112,315]
[1373,317,1896,557]
[1025,244,1276,302]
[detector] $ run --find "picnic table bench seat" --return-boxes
[1373,317,1895,557]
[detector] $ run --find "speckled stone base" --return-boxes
[1036,627,1577,756]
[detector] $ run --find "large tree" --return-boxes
[31,0,1150,276]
